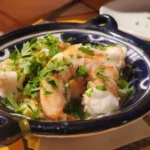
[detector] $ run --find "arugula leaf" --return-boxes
[23,77,40,98]
[78,47,94,56]
[17,87,23,92]
[45,77,58,89]
[84,43,92,47]
[96,85,107,91]
[68,54,73,58]
[98,66,105,72]
[59,65,69,72]
[44,90,53,95]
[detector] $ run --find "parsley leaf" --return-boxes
[96,85,107,91]
[30,108,40,119]
[85,88,93,97]
[65,82,70,88]
[49,47,61,58]
[63,98,85,119]
[77,54,83,59]
[67,37,73,43]
[78,47,94,56]
[21,41,36,57]
[4,94,20,112]
[10,46,20,61]
[75,66,88,78]
[96,72,107,81]
[45,77,58,89]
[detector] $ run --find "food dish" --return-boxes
[0,15,150,142]
[0,34,134,121]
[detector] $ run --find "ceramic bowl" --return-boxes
[0,15,150,142]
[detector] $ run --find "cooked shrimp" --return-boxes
[40,44,126,120]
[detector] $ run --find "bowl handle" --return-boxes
[85,14,118,31]
[0,113,21,144]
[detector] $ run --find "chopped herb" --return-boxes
[118,79,128,89]
[98,66,105,72]
[68,54,73,58]
[17,87,23,92]
[96,85,107,91]
[31,108,40,119]
[59,65,69,72]
[65,82,70,88]
[85,88,93,97]
[135,22,139,25]
[45,77,58,89]
[78,47,94,56]
[43,33,59,46]
[84,43,92,47]
[86,82,90,89]
[4,94,20,112]
[77,54,83,58]
[75,66,88,78]
[49,47,61,58]
[96,44,107,50]
[67,37,73,43]
[10,46,20,61]
[21,41,37,57]
[63,98,85,119]
[31,87,40,92]
[96,72,107,81]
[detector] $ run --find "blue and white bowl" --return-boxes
[0,15,150,142]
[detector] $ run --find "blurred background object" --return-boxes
[100,0,150,41]
[0,0,111,33]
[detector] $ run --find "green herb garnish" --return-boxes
[85,88,93,97]
[67,37,73,43]
[75,65,88,78]
[45,77,58,89]
[96,85,107,91]
[78,47,94,56]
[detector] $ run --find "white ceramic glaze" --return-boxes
[100,0,150,41]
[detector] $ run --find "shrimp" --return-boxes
[40,44,126,120]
